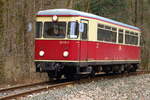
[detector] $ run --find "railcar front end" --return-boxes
[34,14,85,79]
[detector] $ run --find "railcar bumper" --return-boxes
[35,61,79,72]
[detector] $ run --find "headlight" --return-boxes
[39,50,45,56]
[52,15,58,21]
[63,51,69,57]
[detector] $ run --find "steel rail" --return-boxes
[0,82,74,100]
[0,81,49,93]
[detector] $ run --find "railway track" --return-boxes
[0,71,149,100]
[0,81,74,100]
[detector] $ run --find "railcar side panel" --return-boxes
[86,41,97,61]
[96,42,140,61]
[87,41,140,61]
[80,41,88,61]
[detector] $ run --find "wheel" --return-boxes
[130,64,138,72]
[112,65,119,74]
[125,64,137,73]
[120,65,125,73]
[90,70,95,77]
[47,70,63,80]
[73,74,80,80]
[124,64,130,73]
[103,66,112,74]
[65,74,73,80]
[47,72,53,80]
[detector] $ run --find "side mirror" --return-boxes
[79,23,84,33]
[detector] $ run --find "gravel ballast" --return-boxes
[22,74,150,100]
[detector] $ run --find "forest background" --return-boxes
[0,0,149,84]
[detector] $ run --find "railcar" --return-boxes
[34,9,141,79]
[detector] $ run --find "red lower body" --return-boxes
[35,40,140,62]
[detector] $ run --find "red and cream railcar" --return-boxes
[34,9,141,79]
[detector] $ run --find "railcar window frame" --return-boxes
[43,21,67,38]
[125,30,139,45]
[35,22,43,38]
[97,23,140,46]
[118,29,124,44]
[81,23,88,40]
[67,21,79,39]
[97,24,117,43]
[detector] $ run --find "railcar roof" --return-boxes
[37,9,140,31]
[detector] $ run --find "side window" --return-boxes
[140,35,142,46]
[125,31,138,45]
[111,27,117,42]
[97,29,104,41]
[81,23,88,40]
[97,24,117,43]
[125,31,131,44]
[36,22,42,38]
[118,29,123,43]
[67,22,79,39]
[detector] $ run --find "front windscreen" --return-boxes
[36,22,42,38]
[44,22,66,38]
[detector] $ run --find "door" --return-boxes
[79,19,89,61]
